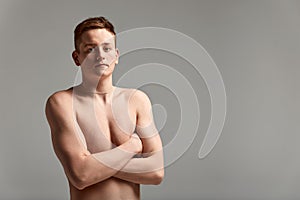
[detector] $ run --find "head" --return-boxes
[72,17,119,78]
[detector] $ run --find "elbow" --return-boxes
[73,180,88,190]
[68,156,95,190]
[74,183,86,190]
[69,169,91,190]
[152,169,164,185]
[72,173,89,190]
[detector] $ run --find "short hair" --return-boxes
[74,16,116,52]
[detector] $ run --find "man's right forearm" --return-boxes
[68,139,138,190]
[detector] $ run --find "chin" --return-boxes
[95,69,112,78]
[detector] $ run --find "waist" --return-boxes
[70,177,140,200]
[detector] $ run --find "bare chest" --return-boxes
[73,93,136,153]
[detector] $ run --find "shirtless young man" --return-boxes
[45,17,164,200]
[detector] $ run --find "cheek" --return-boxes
[81,53,97,64]
[106,52,117,63]
[78,54,87,63]
[78,57,92,70]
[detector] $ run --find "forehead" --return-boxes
[80,29,115,46]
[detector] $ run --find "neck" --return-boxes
[80,75,114,93]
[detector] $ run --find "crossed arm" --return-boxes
[45,90,164,190]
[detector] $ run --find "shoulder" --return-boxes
[126,89,152,113]
[117,87,150,104]
[47,88,73,103]
[45,88,73,114]
[45,88,75,131]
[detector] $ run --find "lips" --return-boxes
[95,63,109,68]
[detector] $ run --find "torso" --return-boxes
[69,86,140,200]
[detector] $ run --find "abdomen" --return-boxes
[70,177,140,200]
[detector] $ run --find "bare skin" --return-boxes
[45,28,164,200]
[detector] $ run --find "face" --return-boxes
[72,29,119,79]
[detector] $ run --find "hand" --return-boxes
[129,133,143,154]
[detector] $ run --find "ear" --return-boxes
[115,48,120,64]
[72,50,80,66]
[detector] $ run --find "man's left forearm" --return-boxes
[114,151,164,185]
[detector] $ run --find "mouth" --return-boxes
[95,63,109,68]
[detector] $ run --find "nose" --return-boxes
[95,47,104,61]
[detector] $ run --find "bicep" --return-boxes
[133,90,163,154]
[45,94,88,177]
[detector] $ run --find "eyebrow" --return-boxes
[84,43,96,47]
[84,42,112,47]
[101,42,112,45]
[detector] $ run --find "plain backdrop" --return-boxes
[0,0,300,200]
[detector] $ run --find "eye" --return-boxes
[103,47,112,52]
[87,47,95,53]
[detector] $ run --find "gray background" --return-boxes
[0,0,300,199]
